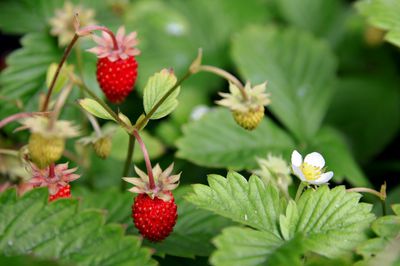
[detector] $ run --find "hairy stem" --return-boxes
[42,34,79,112]
[132,129,155,189]
[197,65,248,101]
[85,112,102,137]
[0,149,19,157]
[0,112,49,129]
[122,135,135,182]
[346,187,384,199]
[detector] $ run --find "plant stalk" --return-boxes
[197,65,248,101]
[132,129,155,189]
[42,34,79,112]
[122,134,135,178]
[295,182,306,202]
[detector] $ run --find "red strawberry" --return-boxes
[123,163,181,242]
[87,26,140,103]
[49,184,71,202]
[97,56,138,103]
[133,192,177,242]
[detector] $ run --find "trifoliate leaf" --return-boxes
[0,188,156,266]
[356,0,400,48]
[78,98,116,121]
[143,69,180,120]
[177,108,295,170]
[312,127,371,187]
[189,173,375,263]
[186,171,283,235]
[231,26,337,141]
[211,227,304,266]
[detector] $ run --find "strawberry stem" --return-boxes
[0,112,50,129]
[49,163,56,179]
[41,34,79,112]
[132,129,155,190]
[197,65,248,101]
[122,134,135,182]
[76,25,119,51]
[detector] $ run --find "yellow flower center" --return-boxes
[300,162,322,181]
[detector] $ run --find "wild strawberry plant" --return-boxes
[0,1,399,266]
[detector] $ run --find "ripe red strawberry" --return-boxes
[96,56,138,103]
[123,163,181,242]
[133,192,177,242]
[88,26,140,103]
[49,184,71,201]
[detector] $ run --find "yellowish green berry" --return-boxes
[233,106,264,130]
[28,133,65,169]
[93,136,112,159]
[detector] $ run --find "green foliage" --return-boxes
[187,172,375,264]
[211,228,304,266]
[0,254,66,266]
[143,70,180,120]
[312,127,370,187]
[277,0,346,42]
[78,98,116,121]
[357,205,400,265]
[0,33,60,101]
[356,0,400,47]
[231,26,337,142]
[177,108,295,170]
[326,76,400,163]
[0,188,156,266]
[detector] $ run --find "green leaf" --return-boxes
[0,33,60,101]
[212,228,305,266]
[290,186,375,257]
[312,127,371,187]
[231,26,337,141]
[0,254,65,266]
[74,187,132,225]
[177,108,295,170]
[357,205,400,263]
[0,0,118,34]
[277,0,346,43]
[78,98,116,121]
[147,186,233,258]
[125,0,272,92]
[326,76,400,162]
[143,69,180,120]
[186,172,283,236]
[356,0,400,48]
[0,188,156,266]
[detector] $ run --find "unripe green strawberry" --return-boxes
[21,116,79,168]
[28,133,65,169]
[233,106,265,131]
[216,82,270,131]
[93,136,112,159]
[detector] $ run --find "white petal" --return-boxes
[291,150,303,167]
[304,152,325,168]
[292,165,306,181]
[313,171,334,185]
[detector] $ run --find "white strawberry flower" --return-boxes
[291,150,334,185]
